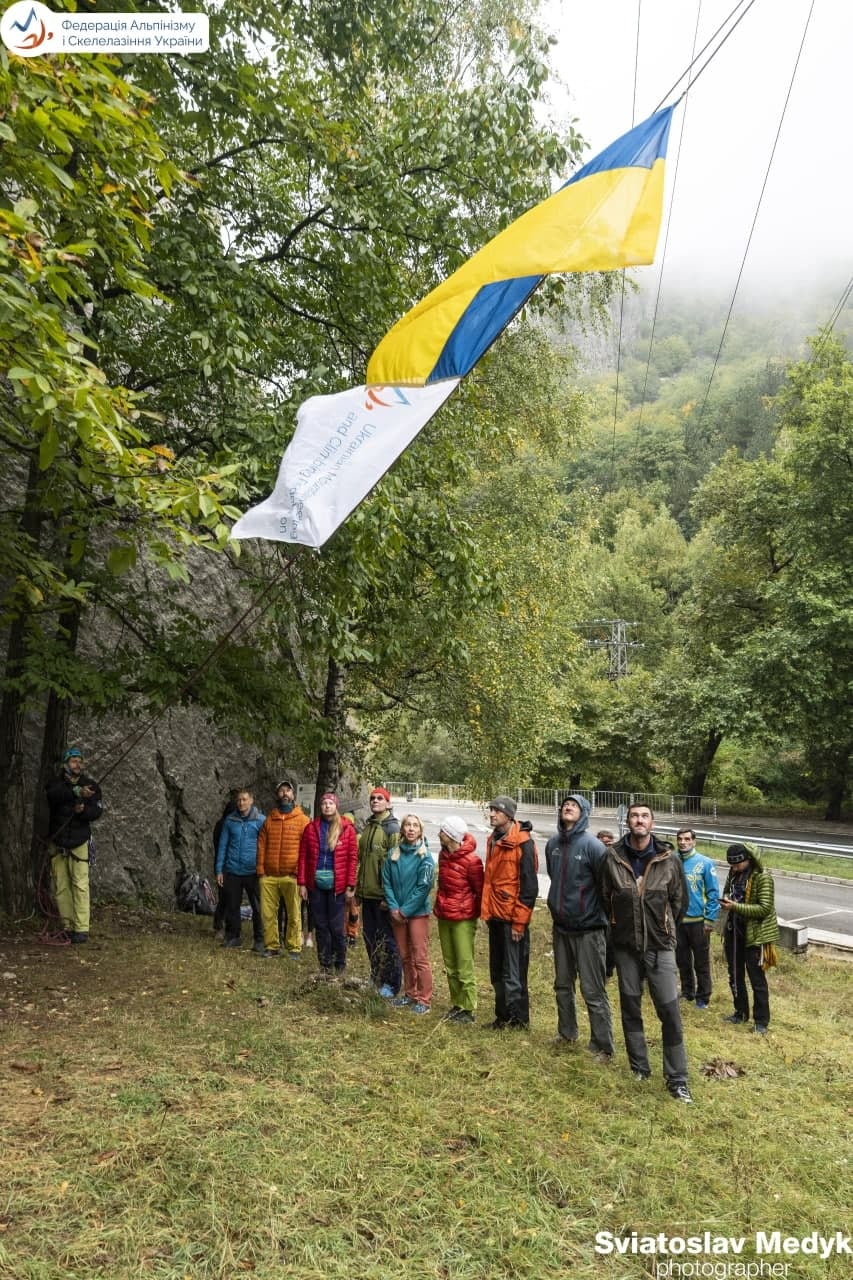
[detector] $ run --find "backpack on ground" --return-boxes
[176,870,217,916]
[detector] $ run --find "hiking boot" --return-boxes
[70,932,89,944]
[695,999,709,1010]
[221,938,241,949]
[261,949,279,959]
[631,1070,651,1082]
[410,1002,431,1015]
[753,1023,769,1035]
[377,984,396,999]
[722,1013,747,1024]
[252,940,266,954]
[669,1084,693,1104]
[391,995,413,1008]
[452,1009,475,1024]
[286,950,301,960]
[441,1006,462,1022]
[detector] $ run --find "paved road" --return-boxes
[399,799,853,939]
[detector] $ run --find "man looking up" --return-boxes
[355,786,402,997]
[545,794,613,1061]
[601,804,692,1103]
[257,780,309,958]
[674,828,720,1009]
[481,796,538,1031]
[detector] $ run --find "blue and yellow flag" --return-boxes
[367,106,675,388]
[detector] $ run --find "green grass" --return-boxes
[1,905,850,1279]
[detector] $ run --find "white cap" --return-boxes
[439,815,468,843]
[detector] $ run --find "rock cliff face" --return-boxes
[76,709,295,907]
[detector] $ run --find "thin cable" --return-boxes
[651,0,760,113]
[812,273,853,358]
[692,0,816,435]
[607,0,642,492]
[635,0,703,443]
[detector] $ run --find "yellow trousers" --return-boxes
[51,843,90,933]
[260,875,302,953]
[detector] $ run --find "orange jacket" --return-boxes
[257,805,309,877]
[481,820,539,931]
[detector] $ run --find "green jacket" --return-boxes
[722,852,779,947]
[355,812,400,900]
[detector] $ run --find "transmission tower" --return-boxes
[578,619,641,680]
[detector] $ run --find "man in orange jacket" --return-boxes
[256,779,309,957]
[481,795,538,1030]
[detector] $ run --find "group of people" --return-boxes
[212,782,781,1103]
[46,751,781,1106]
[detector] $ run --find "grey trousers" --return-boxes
[613,946,688,1086]
[553,927,614,1055]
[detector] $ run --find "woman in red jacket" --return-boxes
[297,793,358,975]
[434,815,484,1023]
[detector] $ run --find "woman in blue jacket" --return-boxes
[382,814,435,1014]
[216,788,265,950]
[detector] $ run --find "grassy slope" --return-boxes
[1,906,850,1280]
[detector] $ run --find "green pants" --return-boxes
[260,874,302,953]
[437,917,478,1013]
[51,844,90,933]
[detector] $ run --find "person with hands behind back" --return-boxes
[382,813,435,1014]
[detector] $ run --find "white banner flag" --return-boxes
[230,379,460,547]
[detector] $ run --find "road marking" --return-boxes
[786,909,845,924]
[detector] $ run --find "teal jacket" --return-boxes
[381,839,434,918]
[680,849,720,924]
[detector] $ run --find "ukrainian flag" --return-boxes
[367,106,675,388]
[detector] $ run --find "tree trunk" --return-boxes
[30,600,83,890]
[0,458,44,916]
[684,727,723,799]
[314,657,345,814]
[823,743,851,821]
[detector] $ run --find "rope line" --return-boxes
[635,0,704,447]
[607,0,643,491]
[812,273,853,358]
[651,0,760,114]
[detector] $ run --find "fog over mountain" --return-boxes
[544,0,852,299]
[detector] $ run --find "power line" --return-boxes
[691,0,817,436]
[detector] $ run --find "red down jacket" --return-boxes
[434,833,484,922]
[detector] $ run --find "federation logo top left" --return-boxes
[1,3,57,55]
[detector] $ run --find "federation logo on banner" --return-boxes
[0,4,209,54]
[1,3,55,54]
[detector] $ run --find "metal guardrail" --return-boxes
[384,782,719,820]
[384,784,853,862]
[653,823,853,863]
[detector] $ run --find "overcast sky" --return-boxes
[541,0,852,303]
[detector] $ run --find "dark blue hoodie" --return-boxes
[544,793,608,931]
